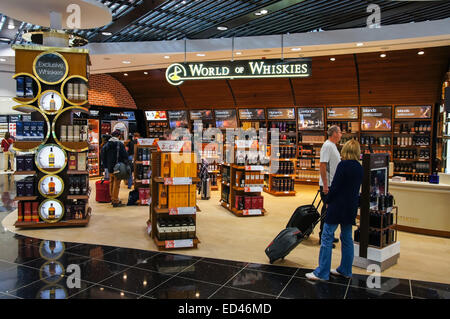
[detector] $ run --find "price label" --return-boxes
[165,239,194,249]
[142,161,150,165]
[169,207,196,215]
[244,186,262,192]
[164,177,192,185]
[141,199,150,205]
[137,138,157,146]
[157,140,186,152]
[141,179,150,184]
[243,209,262,216]
[244,165,264,171]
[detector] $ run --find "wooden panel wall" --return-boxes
[111,46,450,110]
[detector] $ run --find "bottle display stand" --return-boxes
[13,45,91,229]
[148,148,200,250]
[264,145,296,196]
[220,164,266,217]
[199,142,220,191]
[134,142,156,206]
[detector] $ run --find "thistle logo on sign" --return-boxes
[166,63,188,86]
[165,59,311,86]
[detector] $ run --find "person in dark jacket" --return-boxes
[125,133,140,189]
[102,130,129,207]
[306,139,363,281]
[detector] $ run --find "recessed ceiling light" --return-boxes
[123,73,128,76]
[144,71,148,75]
[356,42,364,47]
[0,38,10,42]
[330,57,336,61]
[291,48,302,51]
[418,51,425,55]
[196,53,205,57]
[102,32,112,36]
[217,26,228,31]
[235,52,242,55]
[0,58,6,62]
[122,60,131,64]
[260,9,268,14]
[7,24,14,30]
[164,55,170,59]
[254,12,262,16]
[380,53,387,58]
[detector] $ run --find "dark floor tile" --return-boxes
[9,277,95,299]
[211,287,276,299]
[345,287,411,299]
[69,285,141,299]
[410,280,450,299]
[201,257,248,268]
[225,269,291,296]
[98,267,171,296]
[246,263,297,276]
[0,265,43,294]
[132,253,200,275]
[93,248,159,267]
[22,253,91,271]
[145,276,219,299]
[178,261,242,285]
[76,259,129,284]
[349,274,411,297]
[65,244,119,258]
[280,277,347,299]
[295,268,350,286]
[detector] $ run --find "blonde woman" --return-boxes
[306,139,363,281]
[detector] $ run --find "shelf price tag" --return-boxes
[164,177,192,185]
[244,186,262,192]
[169,207,196,215]
[142,179,150,184]
[142,161,151,165]
[141,199,150,205]
[165,239,194,249]
[243,209,262,216]
[244,165,264,171]
[137,138,157,146]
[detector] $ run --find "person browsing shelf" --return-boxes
[306,139,363,281]
[1,132,14,171]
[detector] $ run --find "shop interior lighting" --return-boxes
[356,43,364,47]
[418,51,425,55]
[235,52,242,55]
[122,60,131,64]
[164,55,170,59]
[123,73,128,76]
[0,58,6,62]
[380,53,387,58]
[102,32,112,36]
[196,53,206,57]
[144,71,148,74]
[330,57,336,61]
[217,26,228,31]
[291,48,302,51]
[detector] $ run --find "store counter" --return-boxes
[389,174,450,237]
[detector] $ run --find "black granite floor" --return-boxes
[0,173,449,299]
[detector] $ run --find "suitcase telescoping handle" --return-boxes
[312,190,323,211]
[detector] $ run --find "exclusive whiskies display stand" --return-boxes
[13,45,91,229]
[133,138,158,205]
[353,153,400,271]
[264,145,296,196]
[147,141,200,250]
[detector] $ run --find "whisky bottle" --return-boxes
[82,177,87,195]
[48,177,56,195]
[48,203,55,220]
[69,178,75,195]
[74,177,80,195]
[48,147,55,167]
[49,93,56,111]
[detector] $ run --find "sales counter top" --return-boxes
[388,174,450,237]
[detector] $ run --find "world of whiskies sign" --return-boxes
[165,58,311,85]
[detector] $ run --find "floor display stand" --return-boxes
[13,45,91,229]
[148,142,200,250]
[353,153,400,271]
[133,139,157,206]
[264,145,296,196]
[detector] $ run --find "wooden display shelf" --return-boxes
[393,172,428,175]
[297,167,320,171]
[232,165,265,170]
[360,145,391,148]
[295,178,319,183]
[13,141,43,149]
[59,141,89,150]
[153,237,199,251]
[67,170,89,175]
[211,185,219,190]
[135,161,151,165]
[14,196,38,201]
[14,171,36,175]
[271,158,296,161]
[153,177,200,183]
[271,174,296,177]
[208,170,220,173]
[154,207,197,215]
[14,212,91,229]
[393,145,430,148]
[298,156,320,159]
[393,158,429,162]
[67,195,89,200]
[263,187,296,196]
[231,207,266,217]
[393,131,431,134]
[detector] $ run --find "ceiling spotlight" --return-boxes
[356,42,364,47]
[235,52,242,55]
[217,26,228,31]
[260,9,268,14]
[120,292,125,296]
[123,274,127,279]
[102,32,112,36]
[330,57,336,61]
[144,71,148,75]
[164,55,170,59]
[291,48,302,51]
[122,60,131,64]
[418,51,425,55]
[196,53,205,57]
[0,38,11,43]
[380,53,387,58]
[0,58,6,62]
[123,73,128,76]
[7,23,15,30]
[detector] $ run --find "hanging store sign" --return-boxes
[394,106,431,119]
[166,59,312,85]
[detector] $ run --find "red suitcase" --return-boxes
[96,179,111,203]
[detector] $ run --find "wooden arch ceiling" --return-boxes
[110,46,450,110]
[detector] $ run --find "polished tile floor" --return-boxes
[0,173,449,299]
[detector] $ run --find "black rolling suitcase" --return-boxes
[265,191,324,264]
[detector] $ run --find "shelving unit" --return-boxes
[198,142,220,191]
[133,142,157,206]
[12,45,91,229]
[264,145,296,196]
[148,148,200,250]
[88,118,100,177]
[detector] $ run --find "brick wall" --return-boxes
[88,74,137,109]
